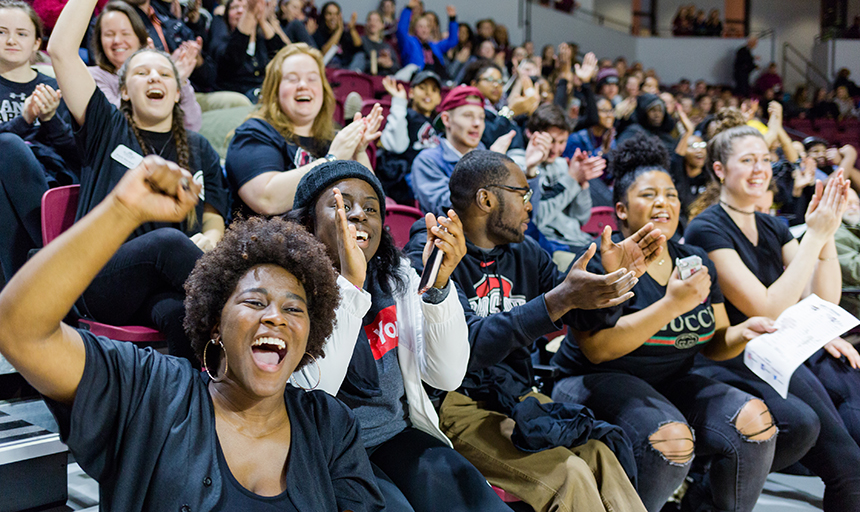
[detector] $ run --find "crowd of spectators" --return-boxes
[3,0,860,511]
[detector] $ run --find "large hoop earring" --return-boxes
[204,338,228,382]
[290,353,321,391]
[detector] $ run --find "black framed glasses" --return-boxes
[486,184,533,205]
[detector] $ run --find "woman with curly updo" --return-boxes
[0,156,384,511]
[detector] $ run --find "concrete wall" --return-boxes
[530,3,636,59]
[589,0,633,29]
[813,39,860,86]
[636,36,745,85]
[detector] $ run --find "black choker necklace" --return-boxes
[719,200,755,215]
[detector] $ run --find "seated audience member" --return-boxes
[0,158,384,510]
[834,68,860,97]
[836,188,860,318]
[397,0,458,80]
[834,85,857,120]
[670,131,710,223]
[804,136,860,190]
[596,68,621,106]
[377,72,442,205]
[351,10,400,75]
[685,125,860,510]
[0,0,81,283]
[462,59,525,150]
[509,104,604,249]
[754,62,782,98]
[705,9,722,36]
[225,44,382,217]
[565,96,617,206]
[405,150,654,512]
[287,161,511,511]
[313,2,360,68]
[552,133,777,512]
[121,0,214,91]
[810,87,840,120]
[377,0,397,36]
[279,0,317,47]
[88,1,202,130]
[618,93,677,153]
[411,86,516,214]
[210,0,288,100]
[50,0,229,362]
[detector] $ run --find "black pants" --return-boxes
[0,133,50,282]
[81,228,202,365]
[367,427,509,512]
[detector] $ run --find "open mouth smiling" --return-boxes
[251,336,287,369]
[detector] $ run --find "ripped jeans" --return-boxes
[552,372,776,512]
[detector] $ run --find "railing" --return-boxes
[782,41,830,91]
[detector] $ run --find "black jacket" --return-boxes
[405,222,611,399]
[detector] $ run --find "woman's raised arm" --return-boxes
[0,157,199,404]
[46,0,99,125]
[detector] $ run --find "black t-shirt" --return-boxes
[669,152,709,221]
[685,204,794,325]
[552,238,723,386]
[74,88,229,238]
[44,330,384,512]
[225,118,330,218]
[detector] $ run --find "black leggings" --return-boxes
[0,133,50,282]
[367,427,509,512]
[81,228,202,365]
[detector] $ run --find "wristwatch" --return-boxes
[324,154,337,162]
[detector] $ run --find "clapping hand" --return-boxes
[332,187,368,287]
[22,84,62,124]
[382,76,407,100]
[599,223,665,278]
[805,168,849,241]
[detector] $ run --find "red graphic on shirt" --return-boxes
[293,148,313,167]
[474,276,513,297]
[364,305,399,360]
[469,275,527,317]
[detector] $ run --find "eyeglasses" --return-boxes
[486,184,533,205]
[479,77,505,86]
[688,141,707,149]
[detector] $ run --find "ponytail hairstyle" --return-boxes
[688,124,765,219]
[608,133,673,232]
[0,0,43,59]
[117,49,195,229]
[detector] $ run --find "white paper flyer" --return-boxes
[744,294,859,398]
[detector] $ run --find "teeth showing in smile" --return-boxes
[252,337,286,349]
[356,230,369,241]
[652,212,669,219]
[296,95,312,102]
[749,179,763,184]
[146,89,164,99]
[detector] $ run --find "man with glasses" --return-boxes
[405,149,654,512]
[411,86,518,214]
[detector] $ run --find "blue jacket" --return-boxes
[397,8,459,71]
[411,138,485,214]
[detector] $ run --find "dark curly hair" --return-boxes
[609,133,672,229]
[183,217,340,370]
[285,201,408,297]
[449,150,515,214]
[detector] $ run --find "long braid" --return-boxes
[170,102,196,230]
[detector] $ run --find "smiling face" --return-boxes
[323,3,341,31]
[442,102,485,154]
[596,97,615,130]
[0,8,40,70]
[475,67,503,104]
[476,40,496,60]
[283,0,303,21]
[100,11,141,70]
[715,135,773,203]
[545,126,570,162]
[414,16,431,42]
[278,53,324,135]
[215,264,310,398]
[313,178,383,266]
[685,135,706,169]
[409,80,441,116]
[642,76,659,94]
[617,170,680,239]
[121,51,179,131]
[486,162,533,245]
[227,0,246,30]
[365,11,383,37]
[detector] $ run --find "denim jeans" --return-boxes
[804,348,860,446]
[693,352,860,511]
[81,228,202,364]
[552,372,776,512]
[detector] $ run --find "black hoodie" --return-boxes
[617,93,678,153]
[405,221,612,399]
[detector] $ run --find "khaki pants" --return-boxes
[439,391,647,512]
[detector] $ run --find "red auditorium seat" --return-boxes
[814,118,838,143]
[329,70,375,101]
[383,204,423,248]
[40,185,166,344]
[581,206,617,236]
[361,98,391,129]
[788,118,813,137]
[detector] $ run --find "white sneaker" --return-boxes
[344,91,363,122]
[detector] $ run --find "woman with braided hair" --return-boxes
[45,0,229,365]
